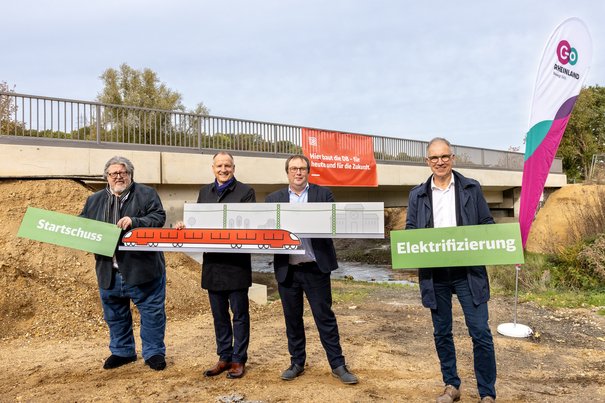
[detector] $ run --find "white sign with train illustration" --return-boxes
[183,202,384,238]
[118,202,384,253]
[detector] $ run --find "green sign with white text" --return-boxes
[390,223,524,269]
[17,207,121,257]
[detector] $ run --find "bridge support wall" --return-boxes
[2,143,567,224]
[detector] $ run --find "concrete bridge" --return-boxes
[0,140,566,226]
[0,91,567,226]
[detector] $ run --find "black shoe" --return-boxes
[103,354,137,370]
[281,363,304,380]
[331,365,358,384]
[144,354,167,371]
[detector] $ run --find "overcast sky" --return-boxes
[2,0,604,151]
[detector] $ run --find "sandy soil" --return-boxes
[1,179,604,402]
[525,184,605,254]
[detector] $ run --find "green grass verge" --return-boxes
[518,289,605,309]
[330,279,417,304]
[489,250,605,309]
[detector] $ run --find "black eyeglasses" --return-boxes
[427,154,453,164]
[107,171,130,178]
[288,167,308,173]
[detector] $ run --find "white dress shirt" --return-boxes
[431,175,457,228]
[287,184,317,265]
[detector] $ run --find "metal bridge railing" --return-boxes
[0,91,562,172]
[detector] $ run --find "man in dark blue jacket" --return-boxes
[265,154,358,385]
[406,138,497,403]
[80,156,167,371]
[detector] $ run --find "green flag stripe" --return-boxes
[524,120,552,160]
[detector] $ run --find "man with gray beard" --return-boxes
[81,156,167,371]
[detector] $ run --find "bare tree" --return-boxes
[0,82,23,134]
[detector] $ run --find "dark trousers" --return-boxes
[99,272,166,360]
[208,289,250,364]
[278,263,345,369]
[431,272,497,399]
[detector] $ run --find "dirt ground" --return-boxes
[1,179,604,402]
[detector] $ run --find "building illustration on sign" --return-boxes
[336,204,379,233]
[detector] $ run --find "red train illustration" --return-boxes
[122,228,301,250]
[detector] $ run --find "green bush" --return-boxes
[489,252,551,293]
[548,237,605,290]
[574,234,605,284]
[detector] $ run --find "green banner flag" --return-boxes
[17,207,121,257]
[390,223,524,269]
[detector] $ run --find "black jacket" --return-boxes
[197,179,256,291]
[265,183,338,283]
[80,182,166,289]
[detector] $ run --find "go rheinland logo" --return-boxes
[557,40,578,66]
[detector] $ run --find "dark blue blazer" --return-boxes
[265,183,338,283]
[405,170,494,309]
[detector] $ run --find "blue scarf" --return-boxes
[215,177,235,197]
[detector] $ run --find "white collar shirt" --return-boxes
[431,175,457,228]
[287,184,316,264]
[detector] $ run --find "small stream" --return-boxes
[187,253,417,285]
[251,255,416,285]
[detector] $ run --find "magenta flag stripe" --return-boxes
[520,117,570,247]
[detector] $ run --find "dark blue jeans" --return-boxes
[208,289,250,364]
[431,274,496,399]
[99,272,166,360]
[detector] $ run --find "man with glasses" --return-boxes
[265,154,358,385]
[80,156,168,371]
[406,138,497,403]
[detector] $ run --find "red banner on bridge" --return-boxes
[302,128,377,187]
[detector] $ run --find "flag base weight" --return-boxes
[497,264,532,338]
[497,322,533,338]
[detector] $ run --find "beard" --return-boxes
[110,180,131,195]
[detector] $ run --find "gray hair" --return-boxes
[212,151,235,163]
[426,137,452,154]
[103,156,134,180]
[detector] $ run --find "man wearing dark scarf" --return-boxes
[176,151,255,379]
[81,156,168,371]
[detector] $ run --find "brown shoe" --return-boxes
[480,397,496,402]
[436,385,461,403]
[203,360,231,377]
[226,362,245,379]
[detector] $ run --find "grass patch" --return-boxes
[331,283,371,304]
[489,251,605,309]
[331,279,416,304]
[519,289,605,309]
